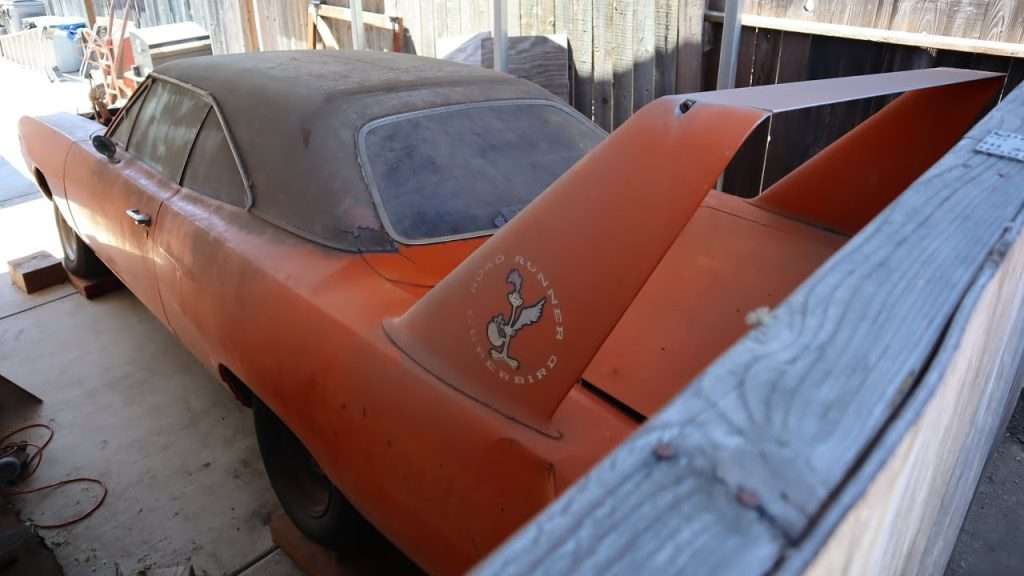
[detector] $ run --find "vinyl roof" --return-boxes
[155,50,562,251]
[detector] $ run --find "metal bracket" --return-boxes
[976,130,1024,163]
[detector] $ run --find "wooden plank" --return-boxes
[319,4,403,31]
[554,0,571,34]
[257,0,307,51]
[67,271,123,301]
[476,81,1024,574]
[7,252,66,295]
[538,0,556,33]
[419,0,436,56]
[315,14,340,48]
[520,0,539,35]
[569,0,593,117]
[590,0,613,129]
[476,0,491,36]
[651,0,677,97]
[433,0,448,44]
[507,0,521,36]
[445,0,462,36]
[804,217,1024,576]
[238,0,261,51]
[674,0,703,93]
[741,14,1024,58]
[307,3,317,48]
[631,0,655,111]
[459,0,474,34]
[400,0,423,53]
[610,0,634,127]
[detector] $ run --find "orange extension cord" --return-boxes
[0,424,107,529]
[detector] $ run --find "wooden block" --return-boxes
[67,271,123,301]
[270,512,422,576]
[7,252,66,295]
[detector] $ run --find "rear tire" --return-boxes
[53,205,106,278]
[253,397,362,546]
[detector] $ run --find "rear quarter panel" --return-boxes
[153,190,634,574]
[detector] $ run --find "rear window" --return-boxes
[359,101,605,244]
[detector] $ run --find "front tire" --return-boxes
[253,397,361,546]
[53,205,106,278]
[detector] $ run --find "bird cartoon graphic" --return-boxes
[487,269,546,370]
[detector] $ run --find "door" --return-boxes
[66,79,210,323]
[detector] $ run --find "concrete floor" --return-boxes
[0,60,301,575]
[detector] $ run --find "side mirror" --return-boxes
[91,134,118,162]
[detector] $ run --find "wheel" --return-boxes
[53,205,106,278]
[252,397,362,546]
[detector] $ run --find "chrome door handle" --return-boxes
[126,209,151,226]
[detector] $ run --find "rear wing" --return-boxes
[474,73,1024,573]
[385,68,1001,432]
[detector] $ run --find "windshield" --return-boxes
[359,100,606,244]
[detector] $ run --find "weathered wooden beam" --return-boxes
[306,2,318,49]
[474,82,1024,574]
[674,0,703,93]
[805,215,1024,575]
[723,14,1024,59]
[238,0,261,52]
[314,15,340,49]
[317,4,400,32]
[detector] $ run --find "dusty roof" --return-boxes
[155,50,562,251]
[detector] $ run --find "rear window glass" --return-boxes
[360,101,605,244]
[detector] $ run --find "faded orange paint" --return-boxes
[18,70,1000,575]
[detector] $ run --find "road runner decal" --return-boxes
[468,255,564,384]
[486,269,545,369]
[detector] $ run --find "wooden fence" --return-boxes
[40,0,255,54]
[33,0,1024,136]
[0,28,57,75]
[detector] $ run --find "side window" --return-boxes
[127,79,210,182]
[181,109,247,207]
[109,84,148,147]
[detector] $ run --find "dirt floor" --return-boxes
[946,395,1024,576]
[0,60,302,575]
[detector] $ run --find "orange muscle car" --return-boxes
[18,50,1002,574]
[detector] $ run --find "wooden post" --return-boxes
[716,0,741,89]
[239,0,261,52]
[350,0,366,50]
[82,0,97,27]
[306,2,318,49]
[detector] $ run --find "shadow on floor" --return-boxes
[946,393,1024,575]
[0,156,36,209]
